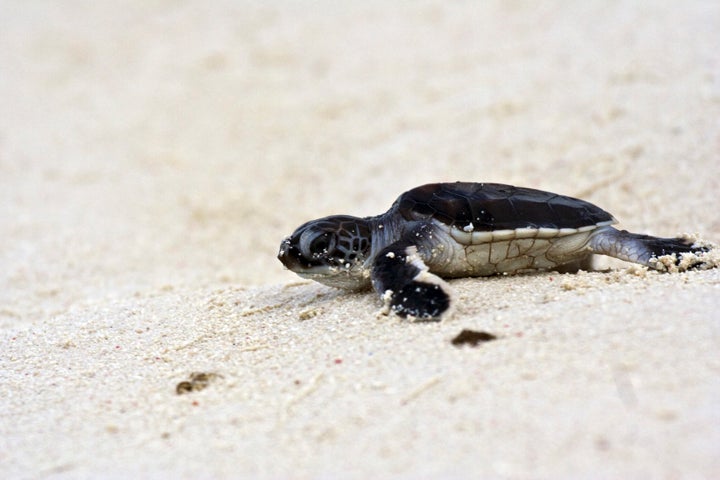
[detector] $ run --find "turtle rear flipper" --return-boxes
[589,226,711,271]
[371,226,452,321]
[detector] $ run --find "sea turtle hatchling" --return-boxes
[278,182,713,320]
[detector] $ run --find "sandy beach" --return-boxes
[2,1,719,478]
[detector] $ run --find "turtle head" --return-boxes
[278,215,373,290]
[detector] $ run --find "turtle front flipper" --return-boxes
[370,225,452,321]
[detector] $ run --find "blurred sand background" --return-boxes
[2,1,719,478]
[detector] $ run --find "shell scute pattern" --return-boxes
[398,182,616,234]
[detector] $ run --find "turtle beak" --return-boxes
[278,237,304,272]
[277,238,293,267]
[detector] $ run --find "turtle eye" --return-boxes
[300,231,337,258]
[310,233,336,256]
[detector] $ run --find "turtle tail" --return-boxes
[589,226,712,271]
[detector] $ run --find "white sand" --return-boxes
[2,1,719,478]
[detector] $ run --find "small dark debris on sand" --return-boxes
[175,372,223,395]
[451,329,498,347]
